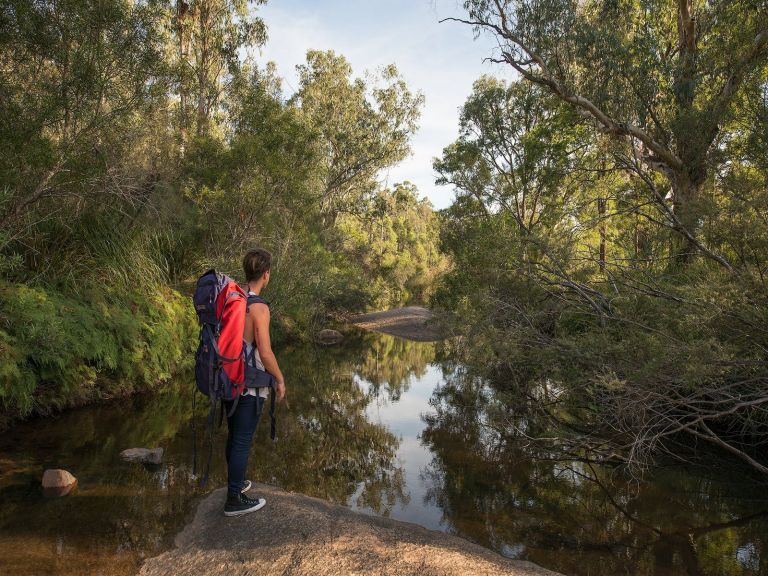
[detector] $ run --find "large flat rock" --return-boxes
[139,484,561,576]
[350,306,447,342]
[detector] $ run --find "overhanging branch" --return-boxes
[440,13,684,173]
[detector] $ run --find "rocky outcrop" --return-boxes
[315,328,344,345]
[350,307,447,342]
[120,447,163,465]
[41,469,77,497]
[139,484,561,576]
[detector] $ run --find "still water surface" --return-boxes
[0,331,766,575]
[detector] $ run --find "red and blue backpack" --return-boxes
[192,269,276,484]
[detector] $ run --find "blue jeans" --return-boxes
[224,394,264,497]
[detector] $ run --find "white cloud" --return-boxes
[254,0,510,210]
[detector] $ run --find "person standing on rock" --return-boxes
[224,248,287,517]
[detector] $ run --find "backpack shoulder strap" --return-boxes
[246,294,270,310]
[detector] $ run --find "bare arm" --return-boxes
[251,303,286,401]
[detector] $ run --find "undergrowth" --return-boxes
[0,281,196,424]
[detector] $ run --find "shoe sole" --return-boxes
[223,499,266,517]
[241,480,252,493]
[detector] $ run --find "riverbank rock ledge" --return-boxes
[120,447,163,465]
[139,484,562,576]
[315,328,344,345]
[350,307,446,342]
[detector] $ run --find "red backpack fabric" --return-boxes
[214,280,247,396]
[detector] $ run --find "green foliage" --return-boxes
[0,281,196,418]
[335,182,447,308]
[435,77,585,235]
[435,64,768,471]
[462,0,768,265]
[173,0,268,137]
[0,4,440,424]
[293,50,424,221]
[179,61,439,320]
[0,0,169,233]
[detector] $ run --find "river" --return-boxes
[0,330,766,575]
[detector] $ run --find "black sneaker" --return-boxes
[224,492,266,517]
[241,479,252,493]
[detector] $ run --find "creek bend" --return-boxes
[0,330,766,575]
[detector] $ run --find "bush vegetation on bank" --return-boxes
[0,0,445,422]
[432,2,768,474]
[0,282,196,423]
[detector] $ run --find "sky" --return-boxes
[252,0,511,210]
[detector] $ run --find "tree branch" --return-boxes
[440,14,684,173]
[703,28,768,146]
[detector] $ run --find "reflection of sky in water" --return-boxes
[737,543,760,571]
[2,331,767,576]
[352,362,445,531]
[500,542,526,559]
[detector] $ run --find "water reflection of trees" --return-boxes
[420,365,768,576]
[250,338,407,511]
[0,332,432,575]
[354,332,435,401]
[0,389,202,576]
[256,332,434,512]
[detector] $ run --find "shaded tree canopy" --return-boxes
[433,1,768,477]
[0,3,440,421]
[451,0,768,266]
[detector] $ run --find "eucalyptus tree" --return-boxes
[292,50,423,223]
[0,0,168,237]
[435,77,587,236]
[434,77,617,314]
[435,4,768,476]
[451,0,768,267]
[180,65,317,276]
[335,182,446,307]
[172,0,267,140]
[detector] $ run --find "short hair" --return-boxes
[243,248,272,282]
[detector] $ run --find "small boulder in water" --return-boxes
[315,329,344,345]
[42,469,77,497]
[120,447,164,465]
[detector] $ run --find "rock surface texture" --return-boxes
[139,484,561,576]
[41,468,76,488]
[120,447,164,465]
[350,307,446,342]
[41,468,77,497]
[315,328,344,345]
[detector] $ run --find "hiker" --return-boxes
[223,248,286,516]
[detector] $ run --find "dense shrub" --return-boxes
[0,282,196,419]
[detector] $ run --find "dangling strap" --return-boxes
[226,391,240,418]
[200,368,220,488]
[269,386,276,441]
[246,292,276,440]
[191,377,197,476]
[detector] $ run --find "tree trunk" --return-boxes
[597,197,606,272]
[176,0,188,155]
[0,163,63,231]
[196,2,209,136]
[670,172,702,265]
